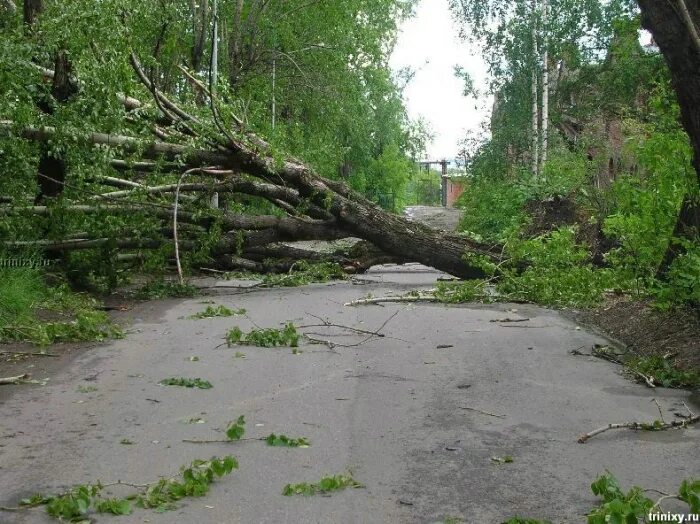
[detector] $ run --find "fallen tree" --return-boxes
[0,53,499,281]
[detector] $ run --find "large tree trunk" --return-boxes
[22,0,40,27]
[638,0,700,272]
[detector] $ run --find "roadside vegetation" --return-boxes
[0,265,120,345]
[0,0,698,522]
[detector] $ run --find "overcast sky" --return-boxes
[390,0,490,160]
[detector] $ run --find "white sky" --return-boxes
[390,0,490,160]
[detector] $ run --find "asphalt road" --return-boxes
[0,265,698,524]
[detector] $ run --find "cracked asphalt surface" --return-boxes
[0,264,698,524]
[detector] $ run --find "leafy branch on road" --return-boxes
[282,474,362,496]
[578,401,698,443]
[265,434,310,448]
[226,323,300,348]
[189,305,246,319]
[159,377,213,389]
[3,456,238,521]
[183,416,309,447]
[587,472,700,523]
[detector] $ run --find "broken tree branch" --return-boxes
[577,414,699,443]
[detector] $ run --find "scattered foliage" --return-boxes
[282,474,362,496]
[225,416,246,441]
[261,262,347,287]
[587,472,700,523]
[135,280,198,300]
[189,305,246,319]
[226,323,300,348]
[159,377,213,389]
[265,434,310,448]
[491,456,514,464]
[136,456,238,512]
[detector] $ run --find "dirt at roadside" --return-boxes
[577,298,700,373]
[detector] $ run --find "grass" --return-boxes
[627,355,700,389]
[0,268,121,346]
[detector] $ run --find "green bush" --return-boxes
[457,177,528,242]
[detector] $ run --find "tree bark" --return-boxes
[22,0,40,27]
[638,0,700,272]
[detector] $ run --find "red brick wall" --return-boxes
[445,178,465,208]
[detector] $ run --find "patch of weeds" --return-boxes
[225,416,246,441]
[626,355,700,389]
[491,455,514,464]
[587,472,700,523]
[135,279,197,300]
[77,385,98,393]
[226,323,299,348]
[265,433,310,448]
[20,455,239,521]
[159,377,213,389]
[189,305,246,319]
[282,473,362,496]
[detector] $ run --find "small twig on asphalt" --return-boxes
[459,406,506,418]
[569,346,589,356]
[577,415,699,444]
[183,437,264,444]
[344,295,440,307]
[683,401,695,419]
[101,479,151,489]
[303,310,400,350]
[489,318,530,323]
[0,350,59,357]
[299,313,386,337]
[498,324,552,329]
[650,494,684,515]
[651,398,665,423]
[589,345,656,388]
[0,374,37,385]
